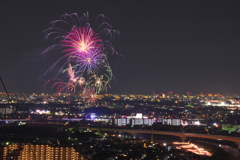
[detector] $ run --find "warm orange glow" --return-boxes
[173,142,212,156]
[3,143,81,160]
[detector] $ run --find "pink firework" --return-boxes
[42,12,119,59]
[83,86,98,104]
[61,27,103,58]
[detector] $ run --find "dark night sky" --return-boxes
[1,0,240,95]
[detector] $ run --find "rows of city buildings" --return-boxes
[0,92,240,105]
[0,92,240,134]
[0,92,240,159]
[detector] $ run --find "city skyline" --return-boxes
[1,1,240,95]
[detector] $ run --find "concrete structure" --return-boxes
[90,127,240,150]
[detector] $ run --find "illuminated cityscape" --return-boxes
[2,0,240,160]
[0,92,240,159]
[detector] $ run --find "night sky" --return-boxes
[1,0,240,95]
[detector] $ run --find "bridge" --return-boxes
[90,127,240,149]
[0,118,30,122]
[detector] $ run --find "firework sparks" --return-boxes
[78,77,85,86]
[50,79,76,95]
[42,12,120,103]
[61,27,103,57]
[82,86,98,104]
[42,12,118,61]
[67,63,79,83]
[90,73,111,93]
[74,48,106,74]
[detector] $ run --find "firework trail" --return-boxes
[44,78,76,95]
[42,12,119,103]
[67,63,79,83]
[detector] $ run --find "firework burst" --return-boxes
[61,27,103,57]
[42,12,118,59]
[73,48,106,74]
[42,12,120,104]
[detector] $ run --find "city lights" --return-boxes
[174,142,212,156]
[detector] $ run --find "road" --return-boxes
[90,127,240,145]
